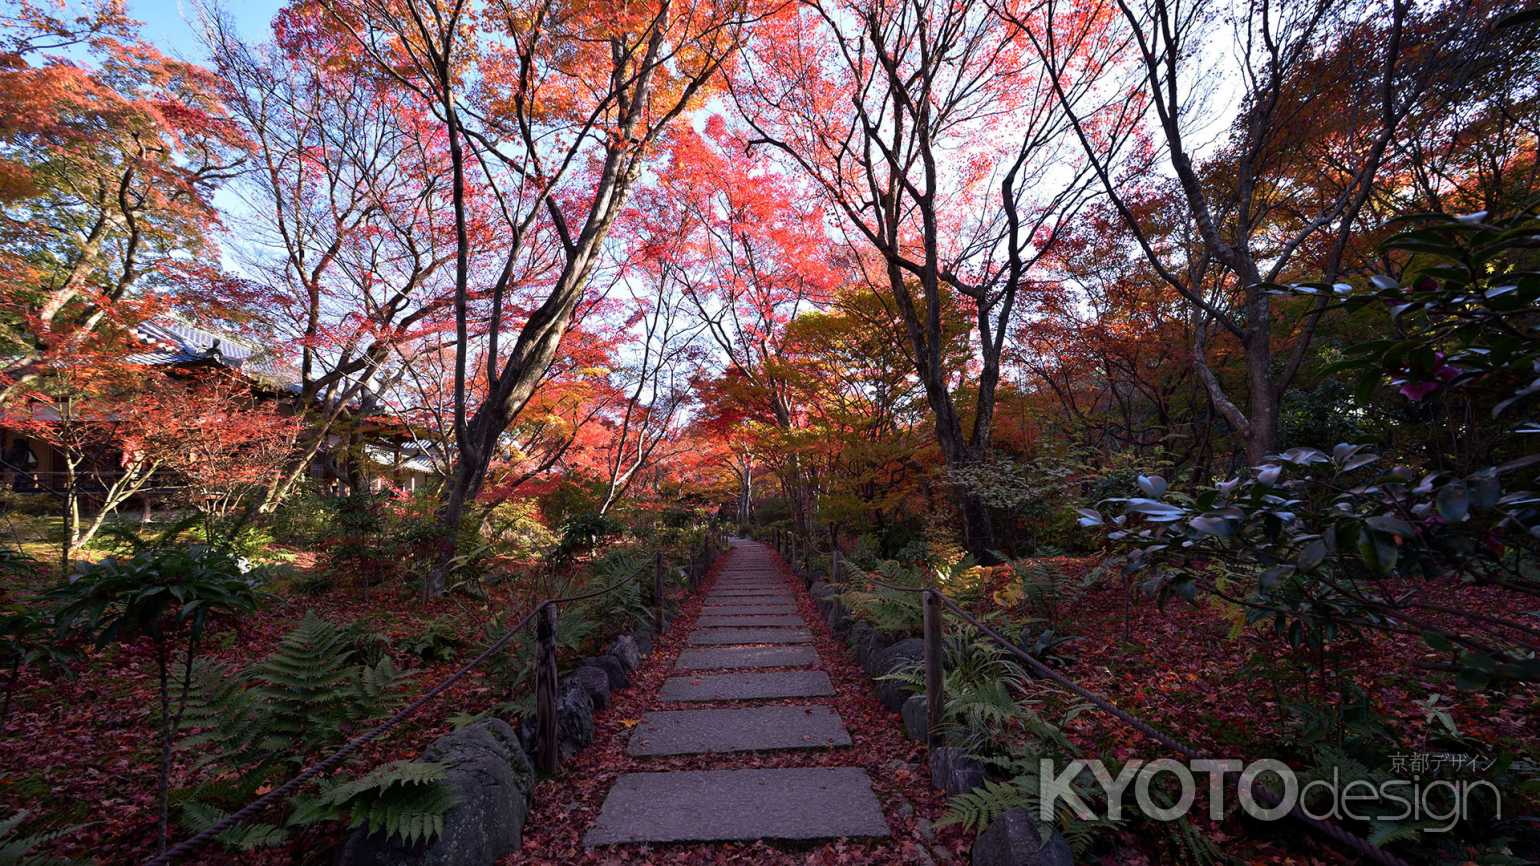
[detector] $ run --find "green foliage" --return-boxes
[998,557,1085,624]
[289,760,456,846]
[1,603,76,726]
[51,542,258,649]
[182,612,413,774]
[175,612,418,850]
[399,618,463,663]
[553,512,621,564]
[177,802,286,853]
[950,451,1098,555]
[482,499,558,561]
[1014,626,1079,668]
[581,548,655,629]
[268,486,343,547]
[0,810,86,866]
[837,561,925,637]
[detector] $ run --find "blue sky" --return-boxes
[126,0,280,59]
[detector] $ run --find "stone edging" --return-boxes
[783,547,1074,866]
[342,550,720,865]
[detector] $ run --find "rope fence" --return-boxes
[143,527,730,866]
[768,526,1412,866]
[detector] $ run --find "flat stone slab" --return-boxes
[709,588,792,597]
[626,705,850,756]
[659,670,834,701]
[585,767,889,845]
[697,614,805,627]
[702,605,797,615]
[675,645,819,670]
[688,627,811,645]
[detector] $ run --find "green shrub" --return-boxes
[50,541,258,852]
[268,487,342,547]
[399,617,463,663]
[176,612,433,850]
[482,500,557,561]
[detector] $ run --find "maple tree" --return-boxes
[204,10,459,511]
[730,0,1114,561]
[291,0,755,593]
[1008,0,1505,463]
[0,0,247,404]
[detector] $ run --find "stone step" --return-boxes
[659,669,834,701]
[675,645,819,670]
[697,614,805,627]
[687,627,811,645]
[699,600,794,613]
[626,705,850,756]
[584,767,890,845]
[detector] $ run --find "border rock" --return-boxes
[971,808,1074,866]
[341,719,535,866]
[609,635,641,672]
[871,638,924,709]
[900,694,928,742]
[567,666,611,711]
[929,746,987,796]
[582,654,629,691]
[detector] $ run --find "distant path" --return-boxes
[583,539,891,846]
[506,538,960,864]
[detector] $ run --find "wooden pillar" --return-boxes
[534,603,559,774]
[922,589,944,751]
[830,527,841,584]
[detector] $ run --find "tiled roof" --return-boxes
[126,319,300,390]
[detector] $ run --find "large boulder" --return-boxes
[609,635,642,672]
[900,693,929,742]
[929,746,987,796]
[582,654,629,691]
[341,719,535,866]
[871,638,925,710]
[971,808,1074,866]
[810,581,837,602]
[567,666,611,711]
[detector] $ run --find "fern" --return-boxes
[399,618,463,663]
[937,777,1036,831]
[178,802,286,852]
[290,761,456,847]
[1165,815,1226,866]
[0,810,86,866]
[177,612,417,850]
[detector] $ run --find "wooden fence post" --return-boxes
[830,526,841,584]
[534,602,559,774]
[654,550,666,632]
[922,589,944,751]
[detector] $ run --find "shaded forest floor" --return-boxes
[3,547,1535,864]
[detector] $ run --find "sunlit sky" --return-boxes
[127,0,280,59]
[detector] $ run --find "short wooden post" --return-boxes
[654,550,666,632]
[534,602,559,774]
[922,589,944,751]
[830,531,841,584]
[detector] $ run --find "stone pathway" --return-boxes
[584,539,892,847]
